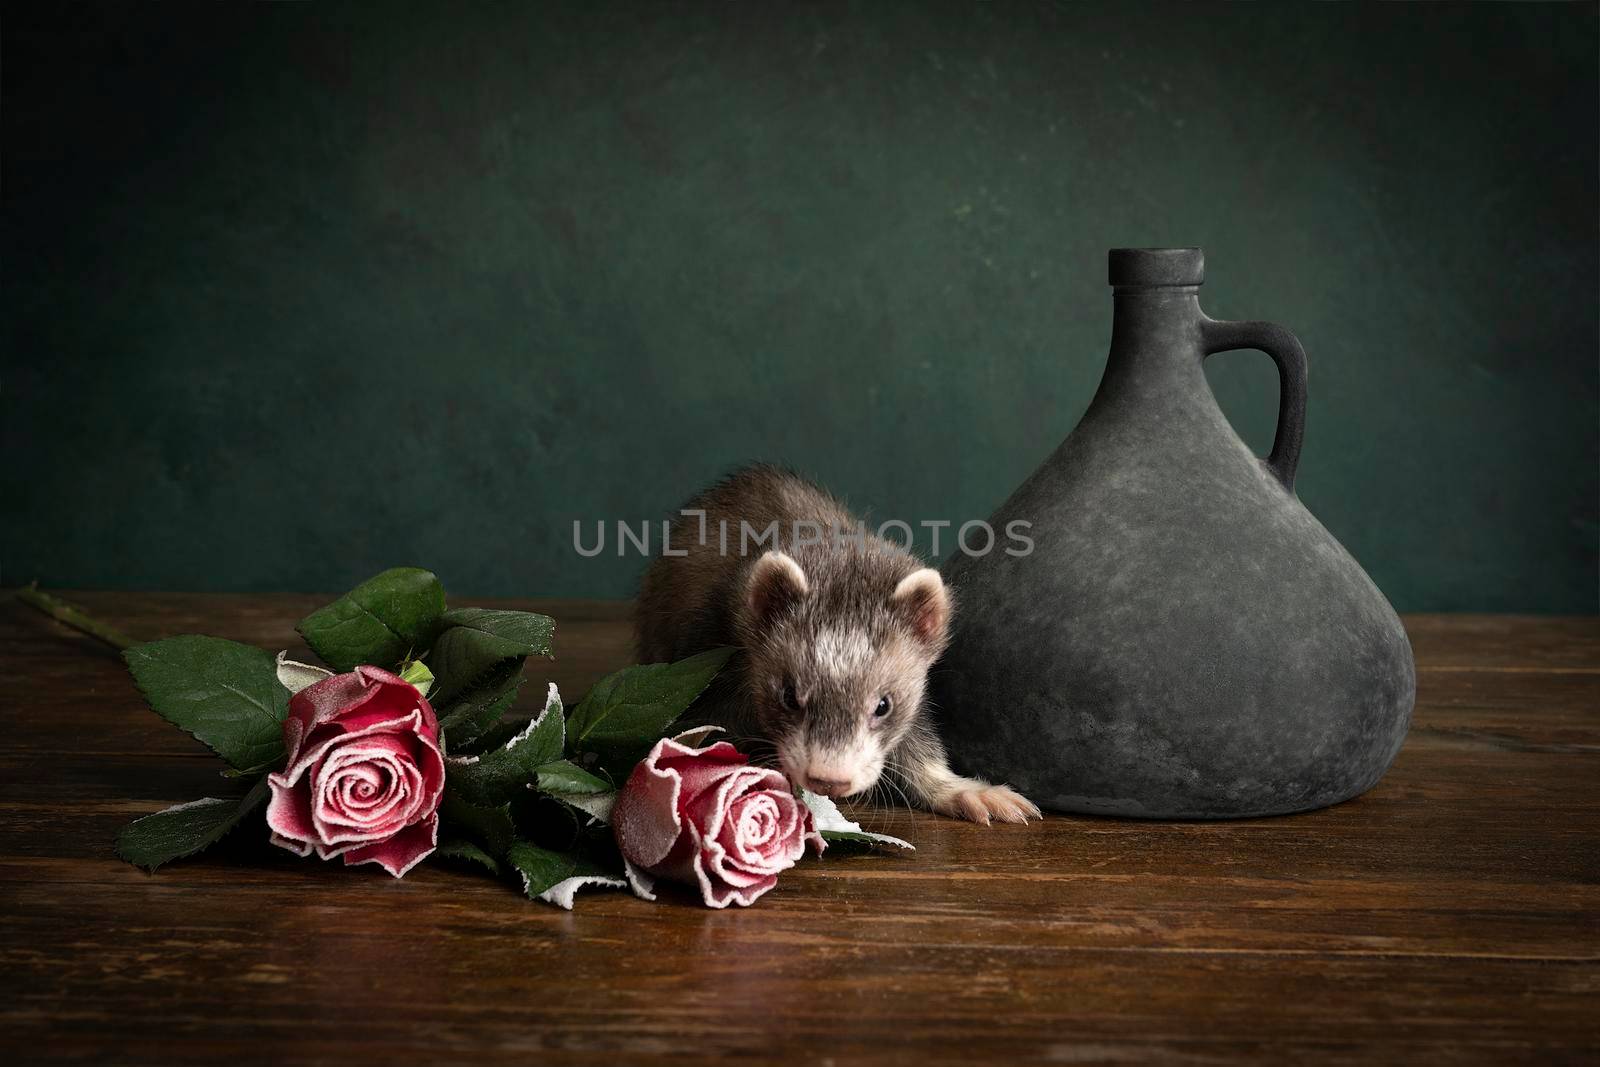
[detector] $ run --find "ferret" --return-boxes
[635,465,1040,824]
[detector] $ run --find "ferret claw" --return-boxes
[942,783,1042,825]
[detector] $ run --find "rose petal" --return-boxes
[651,738,746,776]
[611,735,817,909]
[275,652,336,696]
[682,764,789,851]
[612,756,689,870]
[656,744,751,806]
[340,815,439,878]
[284,667,439,765]
[311,735,426,844]
[268,703,444,863]
[282,671,379,765]
[669,725,722,748]
[265,771,319,849]
[612,737,747,870]
[720,790,800,869]
[692,787,806,895]
[275,708,440,801]
[698,803,803,891]
[623,858,658,902]
[333,763,388,811]
[334,667,440,739]
[688,819,780,908]
[268,831,314,859]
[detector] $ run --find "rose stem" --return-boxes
[15,582,136,652]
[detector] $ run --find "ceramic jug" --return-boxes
[935,248,1414,818]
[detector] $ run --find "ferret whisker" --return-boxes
[876,783,915,825]
[879,759,921,820]
[847,770,900,832]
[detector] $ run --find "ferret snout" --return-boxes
[779,735,882,799]
[802,771,855,798]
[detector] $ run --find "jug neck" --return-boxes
[1108,287,1206,371]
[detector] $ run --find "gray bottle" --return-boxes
[935,248,1414,818]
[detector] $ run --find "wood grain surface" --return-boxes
[1,593,1596,1065]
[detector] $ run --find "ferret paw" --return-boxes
[936,782,1042,825]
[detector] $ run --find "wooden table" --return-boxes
[2,594,1596,1064]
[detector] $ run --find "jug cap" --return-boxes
[1109,248,1204,288]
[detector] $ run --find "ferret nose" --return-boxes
[804,774,852,797]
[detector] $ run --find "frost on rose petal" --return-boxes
[669,724,721,748]
[613,737,819,908]
[265,669,446,879]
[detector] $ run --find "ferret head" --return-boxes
[736,550,953,799]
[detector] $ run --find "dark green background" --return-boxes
[5,3,1596,611]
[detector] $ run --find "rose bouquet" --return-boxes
[99,567,908,908]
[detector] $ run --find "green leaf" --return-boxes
[438,789,517,858]
[442,607,555,653]
[123,636,289,771]
[818,829,914,853]
[535,760,617,823]
[296,567,446,672]
[115,777,270,872]
[455,712,529,756]
[445,683,565,806]
[567,648,735,767]
[803,791,914,852]
[398,658,435,698]
[535,760,612,795]
[438,660,525,753]
[506,842,626,908]
[429,608,554,705]
[539,867,628,909]
[432,839,501,876]
[506,841,577,898]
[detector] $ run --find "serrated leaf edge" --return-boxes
[123,638,288,771]
[538,873,628,910]
[802,790,914,850]
[439,607,556,658]
[547,790,616,825]
[568,647,735,745]
[295,567,444,671]
[452,682,561,766]
[115,777,270,872]
[432,840,502,876]
[438,663,526,751]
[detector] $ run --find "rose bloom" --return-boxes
[612,736,824,908]
[265,666,445,878]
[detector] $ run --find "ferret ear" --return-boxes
[746,551,809,625]
[892,568,951,647]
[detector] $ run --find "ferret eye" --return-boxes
[873,695,892,718]
[781,682,801,711]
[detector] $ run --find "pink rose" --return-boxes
[612,736,824,908]
[265,666,445,878]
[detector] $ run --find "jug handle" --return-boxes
[1200,318,1308,492]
